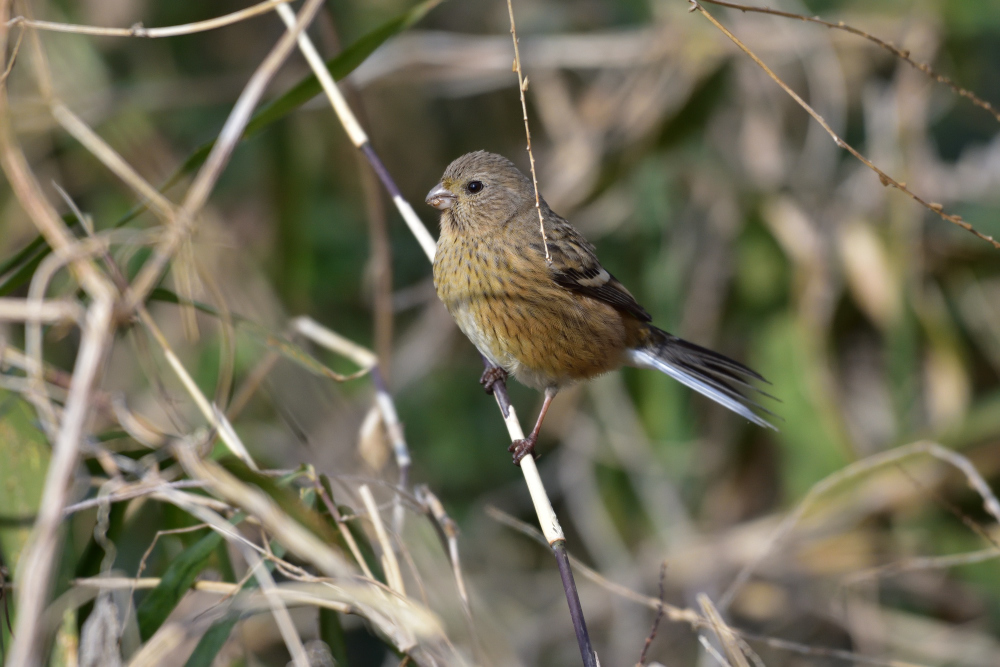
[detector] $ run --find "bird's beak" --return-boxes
[425,183,456,210]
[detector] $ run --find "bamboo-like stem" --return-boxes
[273,3,438,261]
[485,363,596,667]
[276,7,597,662]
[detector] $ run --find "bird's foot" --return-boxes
[480,366,508,395]
[508,434,538,466]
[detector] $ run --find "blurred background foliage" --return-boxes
[1,0,1000,664]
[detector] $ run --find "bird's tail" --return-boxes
[626,327,777,429]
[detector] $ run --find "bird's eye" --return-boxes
[466,180,484,194]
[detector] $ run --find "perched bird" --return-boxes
[427,151,775,464]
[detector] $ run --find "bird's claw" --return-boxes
[508,435,538,465]
[480,366,508,395]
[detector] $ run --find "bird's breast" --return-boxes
[433,233,637,390]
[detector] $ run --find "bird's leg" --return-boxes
[479,365,508,395]
[509,388,556,465]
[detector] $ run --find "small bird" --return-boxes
[427,151,775,464]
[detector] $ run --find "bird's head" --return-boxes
[426,151,535,234]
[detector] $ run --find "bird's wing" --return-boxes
[530,215,652,322]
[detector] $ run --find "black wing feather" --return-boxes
[529,217,652,322]
[552,269,652,322]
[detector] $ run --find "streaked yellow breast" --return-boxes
[433,227,641,390]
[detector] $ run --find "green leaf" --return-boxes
[0,234,47,282]
[0,392,50,568]
[136,523,238,641]
[319,608,350,667]
[183,617,238,667]
[0,235,46,294]
[0,219,76,296]
[148,287,221,317]
[184,543,255,667]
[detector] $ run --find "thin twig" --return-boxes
[274,2,438,261]
[700,634,735,667]
[719,441,1000,610]
[699,0,1000,124]
[688,0,1000,251]
[247,547,311,667]
[841,546,1000,587]
[51,103,176,220]
[636,562,667,666]
[7,0,293,39]
[414,485,474,625]
[172,440,354,578]
[291,316,378,369]
[0,21,22,82]
[314,478,377,580]
[506,0,550,261]
[226,349,280,420]
[488,506,930,667]
[699,594,751,667]
[139,308,258,468]
[738,630,929,667]
[371,368,411,535]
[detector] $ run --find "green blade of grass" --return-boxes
[183,542,259,667]
[183,617,239,667]
[136,515,244,642]
[319,608,350,666]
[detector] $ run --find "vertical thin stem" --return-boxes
[277,7,597,661]
[506,0,550,262]
[485,360,597,667]
[554,540,598,667]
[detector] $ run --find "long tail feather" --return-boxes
[627,329,777,430]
